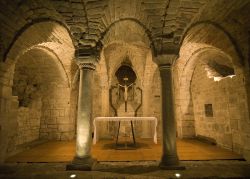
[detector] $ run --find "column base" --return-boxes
[159,154,185,170]
[66,156,96,171]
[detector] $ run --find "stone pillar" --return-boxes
[155,54,184,169]
[67,59,96,170]
[159,64,179,168]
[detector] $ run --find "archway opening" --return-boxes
[9,47,73,156]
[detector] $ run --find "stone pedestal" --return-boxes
[66,156,96,171]
[67,62,96,171]
[159,64,184,169]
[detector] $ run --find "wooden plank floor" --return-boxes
[6,139,243,162]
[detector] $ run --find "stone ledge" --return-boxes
[159,165,186,170]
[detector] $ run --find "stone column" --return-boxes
[67,61,96,171]
[159,64,180,168]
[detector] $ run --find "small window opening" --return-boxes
[205,104,213,117]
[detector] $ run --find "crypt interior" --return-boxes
[0,0,250,178]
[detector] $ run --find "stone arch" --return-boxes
[189,53,248,154]
[4,20,75,85]
[96,17,157,141]
[103,42,149,87]
[176,46,237,138]
[28,45,70,88]
[183,47,235,82]
[101,19,152,49]
[100,18,154,88]
[179,21,243,67]
[12,47,72,144]
[4,19,74,62]
[175,21,249,152]
[0,20,75,161]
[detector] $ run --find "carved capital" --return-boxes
[78,63,96,70]
[152,40,180,56]
[159,64,171,71]
[74,46,101,69]
[154,54,177,66]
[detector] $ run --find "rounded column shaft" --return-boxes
[67,63,96,170]
[159,64,179,166]
[76,65,94,158]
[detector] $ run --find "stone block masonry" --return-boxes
[191,62,247,153]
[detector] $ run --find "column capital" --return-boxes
[154,54,178,66]
[78,62,96,70]
[158,64,172,71]
[75,46,100,65]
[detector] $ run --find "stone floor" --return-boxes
[0,160,250,179]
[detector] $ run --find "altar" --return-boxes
[93,117,158,144]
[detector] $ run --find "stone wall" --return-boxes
[16,101,42,145]
[92,73,103,120]
[0,62,19,161]
[151,70,162,139]
[12,53,42,145]
[92,71,110,138]
[191,63,248,153]
[40,87,73,141]
[12,47,74,145]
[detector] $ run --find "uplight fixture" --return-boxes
[70,174,76,178]
[175,173,181,178]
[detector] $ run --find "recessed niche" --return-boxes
[115,64,136,86]
[204,104,213,117]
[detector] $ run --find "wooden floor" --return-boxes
[6,139,243,162]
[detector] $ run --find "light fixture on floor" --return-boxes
[70,174,76,178]
[175,173,181,178]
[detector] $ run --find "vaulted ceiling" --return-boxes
[51,0,209,52]
[0,0,249,60]
[50,0,250,53]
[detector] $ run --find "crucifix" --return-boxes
[118,77,134,112]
